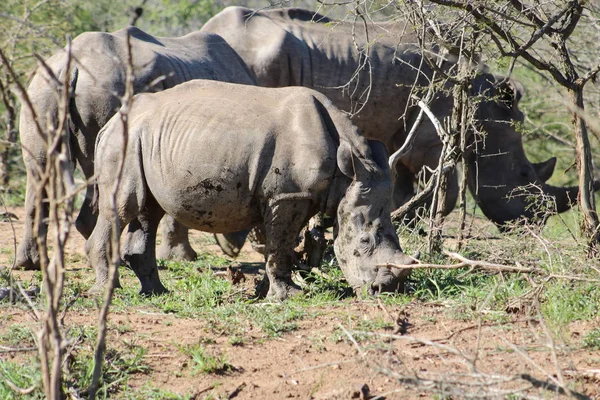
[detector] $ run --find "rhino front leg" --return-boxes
[261,196,313,300]
[156,215,197,261]
[301,213,327,268]
[123,200,168,295]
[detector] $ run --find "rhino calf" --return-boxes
[86,80,415,299]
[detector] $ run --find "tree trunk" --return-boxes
[570,86,600,254]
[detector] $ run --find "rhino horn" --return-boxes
[543,183,579,213]
[533,157,557,183]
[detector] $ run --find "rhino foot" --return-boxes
[156,242,197,261]
[139,283,169,297]
[266,278,302,301]
[255,275,302,300]
[87,277,122,295]
[14,243,41,271]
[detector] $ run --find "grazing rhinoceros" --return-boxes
[86,80,415,299]
[16,26,255,270]
[200,7,579,230]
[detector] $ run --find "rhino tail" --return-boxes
[91,181,99,216]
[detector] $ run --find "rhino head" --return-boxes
[333,140,415,294]
[467,75,580,229]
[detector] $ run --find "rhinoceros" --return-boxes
[16,26,255,270]
[200,7,579,229]
[86,80,415,299]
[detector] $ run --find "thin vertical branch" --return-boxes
[88,31,134,400]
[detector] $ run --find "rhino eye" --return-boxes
[358,234,375,256]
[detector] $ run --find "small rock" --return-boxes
[351,384,369,400]
[227,266,246,285]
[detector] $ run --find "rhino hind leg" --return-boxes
[156,215,197,261]
[123,200,168,296]
[260,197,313,300]
[15,168,48,271]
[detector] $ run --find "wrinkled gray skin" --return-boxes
[17,27,255,270]
[87,80,415,299]
[201,7,580,234]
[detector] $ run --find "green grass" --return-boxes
[583,328,600,350]
[1,220,599,398]
[179,343,232,375]
[0,359,43,399]
[0,324,36,347]
[0,341,149,399]
[116,385,191,400]
[66,343,150,398]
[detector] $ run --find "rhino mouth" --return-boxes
[364,253,418,295]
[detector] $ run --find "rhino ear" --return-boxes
[337,141,355,179]
[508,78,525,104]
[367,140,390,173]
[337,140,385,181]
[533,157,557,182]
[497,77,525,110]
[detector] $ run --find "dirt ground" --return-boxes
[1,206,599,399]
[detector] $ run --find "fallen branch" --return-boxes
[379,250,540,274]
[0,345,38,353]
[4,380,36,396]
[379,250,600,284]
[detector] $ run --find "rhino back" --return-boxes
[26,28,253,140]
[201,7,435,146]
[126,81,339,232]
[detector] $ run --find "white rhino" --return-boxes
[200,7,579,229]
[87,80,415,299]
[17,27,255,270]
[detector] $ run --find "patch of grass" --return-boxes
[377,292,413,306]
[0,247,13,255]
[0,358,44,399]
[1,184,26,207]
[227,336,244,346]
[100,257,313,340]
[179,343,232,375]
[117,385,191,399]
[331,315,395,344]
[408,266,492,302]
[583,329,600,350]
[302,258,353,300]
[247,302,304,336]
[67,342,149,397]
[542,281,600,326]
[0,324,36,347]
